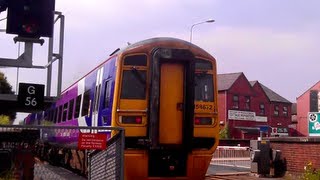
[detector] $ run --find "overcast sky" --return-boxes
[0,0,320,120]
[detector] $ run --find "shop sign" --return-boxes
[309,112,320,136]
[228,110,255,121]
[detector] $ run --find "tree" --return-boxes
[0,71,16,122]
[0,115,10,125]
[219,122,230,139]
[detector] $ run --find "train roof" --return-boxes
[62,37,215,93]
[114,37,210,55]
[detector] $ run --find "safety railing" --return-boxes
[88,131,124,180]
[211,146,251,168]
[0,125,124,180]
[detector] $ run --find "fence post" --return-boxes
[120,129,125,180]
[88,152,91,180]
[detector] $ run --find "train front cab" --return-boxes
[113,46,219,179]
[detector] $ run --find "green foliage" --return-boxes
[0,170,14,180]
[301,162,320,180]
[219,122,229,139]
[0,115,10,125]
[0,71,16,121]
[41,120,54,126]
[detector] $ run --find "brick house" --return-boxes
[218,72,292,139]
[296,81,320,136]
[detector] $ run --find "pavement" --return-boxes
[206,164,288,179]
[34,163,86,180]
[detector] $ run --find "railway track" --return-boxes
[206,173,286,180]
[206,175,258,180]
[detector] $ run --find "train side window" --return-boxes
[68,99,75,120]
[93,84,101,112]
[44,111,48,121]
[62,103,68,122]
[58,105,62,123]
[50,109,54,122]
[75,95,82,118]
[47,109,52,122]
[53,108,57,123]
[81,90,91,117]
[120,70,146,99]
[37,112,43,121]
[104,80,112,108]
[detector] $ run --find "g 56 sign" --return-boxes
[18,83,45,110]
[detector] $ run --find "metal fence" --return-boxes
[88,132,123,180]
[0,125,124,180]
[211,146,251,168]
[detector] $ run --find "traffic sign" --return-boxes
[17,83,45,110]
[259,125,269,132]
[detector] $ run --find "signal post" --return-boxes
[0,0,64,112]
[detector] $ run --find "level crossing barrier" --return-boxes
[0,125,124,180]
[211,146,251,168]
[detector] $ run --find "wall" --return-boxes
[296,81,320,136]
[226,74,260,139]
[269,102,292,134]
[269,137,320,173]
[251,83,270,118]
[218,91,227,125]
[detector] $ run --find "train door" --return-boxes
[148,48,195,177]
[159,63,184,144]
[92,67,104,132]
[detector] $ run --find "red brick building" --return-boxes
[218,72,292,139]
[296,81,320,136]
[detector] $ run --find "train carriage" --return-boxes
[26,37,219,179]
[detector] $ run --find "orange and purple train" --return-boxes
[25,37,219,179]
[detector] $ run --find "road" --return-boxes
[206,164,286,180]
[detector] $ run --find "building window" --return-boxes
[259,103,265,115]
[232,95,239,109]
[245,96,250,110]
[283,106,288,117]
[274,105,279,116]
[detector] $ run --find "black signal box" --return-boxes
[6,0,55,38]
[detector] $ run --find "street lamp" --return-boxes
[190,19,215,43]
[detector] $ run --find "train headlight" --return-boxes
[194,117,214,125]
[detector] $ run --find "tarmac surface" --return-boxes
[32,160,287,179]
[33,161,86,180]
[206,165,287,180]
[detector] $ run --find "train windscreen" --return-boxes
[195,58,214,102]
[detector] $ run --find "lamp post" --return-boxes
[190,19,215,43]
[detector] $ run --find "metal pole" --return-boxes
[189,19,215,43]
[46,37,54,96]
[57,14,65,97]
[120,129,125,180]
[16,42,21,94]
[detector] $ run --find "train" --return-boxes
[25,37,219,179]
